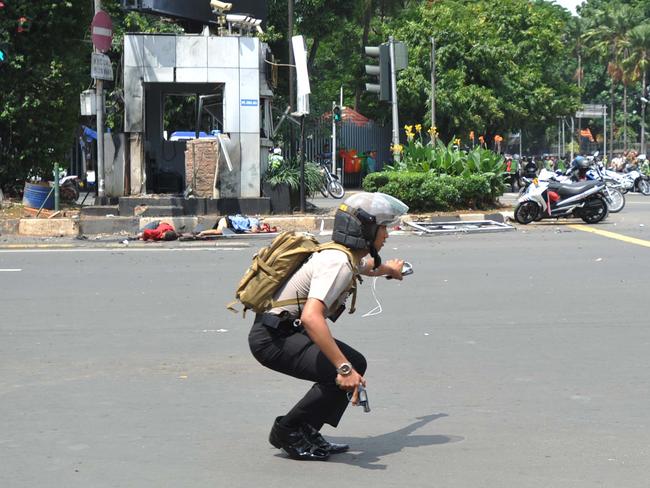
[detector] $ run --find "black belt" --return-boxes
[256,313,304,334]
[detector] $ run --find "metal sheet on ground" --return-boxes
[406,220,514,235]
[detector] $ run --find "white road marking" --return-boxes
[0,268,22,272]
[0,247,245,254]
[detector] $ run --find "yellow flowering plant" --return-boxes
[387,125,505,180]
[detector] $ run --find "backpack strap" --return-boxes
[271,296,309,308]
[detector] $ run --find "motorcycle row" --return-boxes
[513,155,650,225]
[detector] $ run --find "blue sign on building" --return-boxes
[240,99,259,107]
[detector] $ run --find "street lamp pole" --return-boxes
[641,95,647,156]
[430,37,436,129]
[389,37,400,159]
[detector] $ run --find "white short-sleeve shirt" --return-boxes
[268,249,354,318]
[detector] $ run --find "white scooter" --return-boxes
[515,172,609,225]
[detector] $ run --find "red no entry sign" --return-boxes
[91,11,113,53]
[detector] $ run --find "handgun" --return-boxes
[357,385,371,413]
[347,385,371,413]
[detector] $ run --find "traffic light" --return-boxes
[333,105,342,123]
[364,43,391,102]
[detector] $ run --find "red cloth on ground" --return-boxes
[142,222,175,241]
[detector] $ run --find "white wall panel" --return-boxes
[124,67,144,132]
[176,36,208,68]
[143,67,174,83]
[143,35,176,68]
[208,37,239,68]
[208,68,239,133]
[240,133,260,197]
[239,69,260,133]
[124,35,144,68]
[239,37,259,69]
[176,68,208,83]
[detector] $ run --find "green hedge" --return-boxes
[362,171,504,212]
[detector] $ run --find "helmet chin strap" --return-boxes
[368,242,382,269]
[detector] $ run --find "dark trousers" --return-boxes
[248,320,367,430]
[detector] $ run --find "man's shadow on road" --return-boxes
[324,413,462,470]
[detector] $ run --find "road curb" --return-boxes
[1,206,516,240]
[18,218,79,237]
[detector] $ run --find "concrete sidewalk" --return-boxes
[0,194,517,247]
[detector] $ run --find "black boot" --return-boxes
[301,423,349,454]
[269,417,329,461]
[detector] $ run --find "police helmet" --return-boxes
[332,192,409,268]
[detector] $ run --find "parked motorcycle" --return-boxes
[623,165,650,195]
[317,160,345,199]
[601,164,650,195]
[514,175,609,225]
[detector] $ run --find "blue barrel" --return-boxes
[23,182,55,210]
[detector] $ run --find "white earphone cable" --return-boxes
[362,276,382,317]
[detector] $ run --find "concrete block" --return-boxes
[263,216,317,232]
[141,206,185,217]
[80,205,119,217]
[483,213,505,223]
[119,196,206,216]
[79,217,140,236]
[206,197,271,216]
[19,218,78,237]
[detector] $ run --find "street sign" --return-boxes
[575,104,606,118]
[91,11,113,53]
[91,53,114,81]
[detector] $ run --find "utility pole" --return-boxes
[287,0,294,161]
[570,117,575,162]
[331,101,336,175]
[557,118,561,159]
[94,0,105,201]
[430,37,436,129]
[641,74,647,156]
[299,115,305,213]
[577,53,582,154]
[389,37,400,159]
[562,117,566,156]
[603,109,607,161]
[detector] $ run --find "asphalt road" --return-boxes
[1,195,649,488]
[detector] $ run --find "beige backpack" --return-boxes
[228,231,359,316]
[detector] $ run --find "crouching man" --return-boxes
[248,192,409,460]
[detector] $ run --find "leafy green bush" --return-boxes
[363,171,501,212]
[264,159,324,197]
[376,128,505,210]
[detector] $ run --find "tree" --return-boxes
[388,0,579,149]
[0,1,93,187]
[583,3,637,159]
[625,22,650,154]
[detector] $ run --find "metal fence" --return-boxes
[303,118,392,187]
[278,115,392,188]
